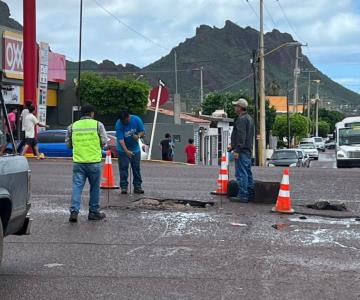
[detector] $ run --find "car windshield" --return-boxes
[271,151,297,160]
[314,138,323,142]
[339,128,360,146]
[300,143,315,149]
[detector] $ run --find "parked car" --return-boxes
[295,148,311,168]
[37,130,106,157]
[325,140,335,149]
[0,94,31,265]
[106,131,149,160]
[298,142,319,160]
[267,149,302,167]
[313,137,326,152]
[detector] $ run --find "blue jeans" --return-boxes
[235,152,255,200]
[70,162,102,214]
[118,151,142,189]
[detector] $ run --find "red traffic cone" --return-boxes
[211,153,229,195]
[100,150,119,189]
[272,168,294,214]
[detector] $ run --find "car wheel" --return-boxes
[0,219,3,265]
[315,157,319,160]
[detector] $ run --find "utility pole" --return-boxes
[315,80,320,137]
[307,71,311,118]
[174,50,178,95]
[293,44,300,113]
[251,50,259,166]
[77,0,83,110]
[174,50,181,125]
[286,82,290,148]
[200,67,204,112]
[259,0,266,166]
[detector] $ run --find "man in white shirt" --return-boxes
[21,105,48,159]
[17,101,32,152]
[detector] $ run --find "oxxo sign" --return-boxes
[3,31,24,79]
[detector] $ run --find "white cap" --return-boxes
[232,98,248,108]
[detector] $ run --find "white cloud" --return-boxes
[2,0,359,93]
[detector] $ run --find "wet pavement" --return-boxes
[1,152,360,299]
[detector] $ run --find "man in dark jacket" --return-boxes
[229,98,255,203]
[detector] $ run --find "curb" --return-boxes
[26,156,195,166]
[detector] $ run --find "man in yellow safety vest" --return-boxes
[66,105,108,223]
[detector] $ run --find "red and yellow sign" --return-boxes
[3,31,24,79]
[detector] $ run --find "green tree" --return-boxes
[201,91,249,119]
[319,108,344,132]
[272,113,310,145]
[317,121,330,137]
[202,92,276,138]
[80,72,150,115]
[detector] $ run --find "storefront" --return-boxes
[0,26,66,136]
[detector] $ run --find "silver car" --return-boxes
[299,143,319,160]
[295,149,311,167]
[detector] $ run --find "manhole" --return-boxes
[132,197,215,210]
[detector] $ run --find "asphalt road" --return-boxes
[1,152,360,300]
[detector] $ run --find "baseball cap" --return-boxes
[232,98,248,108]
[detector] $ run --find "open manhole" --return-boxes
[132,197,215,210]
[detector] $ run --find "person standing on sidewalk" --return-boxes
[185,138,197,164]
[228,98,255,203]
[115,110,145,195]
[21,105,49,159]
[66,105,108,223]
[160,133,174,161]
[17,101,32,153]
[0,107,17,154]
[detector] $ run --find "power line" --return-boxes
[276,0,306,43]
[245,0,272,32]
[179,52,251,66]
[92,0,169,52]
[217,73,253,92]
[264,2,278,29]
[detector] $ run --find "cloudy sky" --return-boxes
[3,0,360,94]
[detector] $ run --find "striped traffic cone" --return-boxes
[272,168,295,214]
[100,150,119,189]
[211,153,229,195]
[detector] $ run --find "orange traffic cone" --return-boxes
[100,150,119,189]
[272,168,295,214]
[211,153,229,195]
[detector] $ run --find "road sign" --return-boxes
[149,85,169,107]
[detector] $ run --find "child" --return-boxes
[185,138,196,164]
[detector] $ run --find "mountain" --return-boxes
[0,1,22,31]
[142,20,360,111]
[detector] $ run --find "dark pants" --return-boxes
[235,152,255,200]
[118,151,142,189]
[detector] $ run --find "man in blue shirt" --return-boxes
[115,110,145,194]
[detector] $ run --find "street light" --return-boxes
[77,0,83,113]
[135,74,144,81]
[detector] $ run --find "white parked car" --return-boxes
[301,137,325,152]
[313,137,326,152]
[299,142,319,160]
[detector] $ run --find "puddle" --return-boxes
[132,197,215,210]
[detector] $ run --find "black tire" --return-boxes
[315,157,319,160]
[0,219,3,266]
